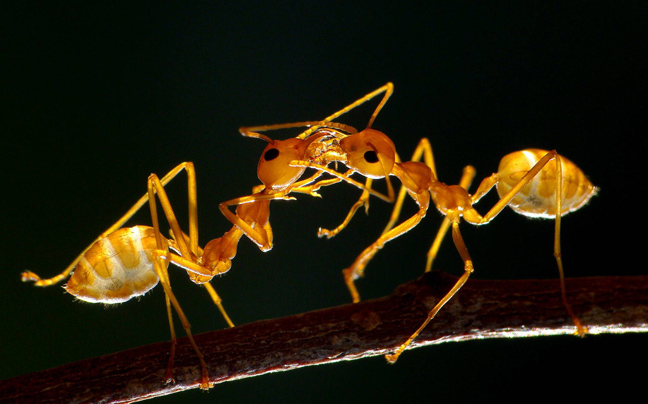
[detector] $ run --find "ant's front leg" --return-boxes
[343,193,430,303]
[219,191,295,251]
[317,178,374,239]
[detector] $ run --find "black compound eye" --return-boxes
[364,150,379,163]
[264,148,280,161]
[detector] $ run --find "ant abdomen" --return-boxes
[496,149,598,219]
[65,225,166,304]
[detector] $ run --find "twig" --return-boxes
[2,272,647,403]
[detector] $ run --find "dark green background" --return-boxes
[3,2,646,403]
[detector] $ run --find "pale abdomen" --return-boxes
[65,225,168,303]
[496,149,598,219]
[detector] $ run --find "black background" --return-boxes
[3,2,646,403]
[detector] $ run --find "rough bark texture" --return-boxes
[2,272,647,403]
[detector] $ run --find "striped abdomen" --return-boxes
[496,149,598,219]
[65,225,168,303]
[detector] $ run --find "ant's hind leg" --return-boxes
[21,162,196,287]
[474,151,586,336]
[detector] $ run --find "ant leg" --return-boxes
[386,219,474,363]
[292,177,343,197]
[317,178,373,239]
[289,170,344,197]
[162,275,177,384]
[383,138,437,235]
[222,168,388,251]
[21,162,195,286]
[219,173,354,253]
[218,192,296,251]
[477,151,557,224]
[152,257,178,385]
[147,180,211,388]
[291,160,401,241]
[169,231,237,326]
[152,252,211,389]
[551,185,586,335]
[343,196,430,302]
[371,137,473,273]
[202,282,235,328]
[147,176,235,328]
[424,218,451,272]
[241,121,358,142]
[299,83,394,138]
[154,247,236,328]
[242,83,393,141]
[295,172,384,242]
[549,156,586,336]
[377,138,444,272]
[291,170,384,240]
[408,138,438,178]
[471,151,586,336]
[382,185,409,235]
[425,165,476,272]
[290,160,394,202]
[148,172,196,260]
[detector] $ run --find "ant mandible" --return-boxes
[290,83,598,363]
[22,162,236,389]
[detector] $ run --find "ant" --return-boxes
[290,83,598,363]
[22,162,236,389]
[209,84,397,274]
[20,87,396,388]
[207,126,344,273]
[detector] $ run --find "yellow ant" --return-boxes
[288,83,598,363]
[205,126,344,273]
[21,162,238,389]
[19,87,395,388]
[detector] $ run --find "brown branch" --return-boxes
[2,272,647,403]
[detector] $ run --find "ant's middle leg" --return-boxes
[386,219,474,363]
[151,253,211,389]
[425,165,476,272]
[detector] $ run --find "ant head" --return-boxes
[249,129,334,190]
[257,137,307,190]
[339,128,396,179]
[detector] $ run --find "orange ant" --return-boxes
[22,162,237,389]
[289,83,598,363]
[209,85,397,274]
